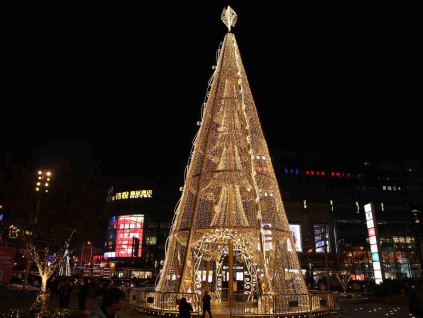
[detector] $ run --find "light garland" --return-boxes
[0,307,75,318]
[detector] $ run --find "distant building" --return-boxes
[272,149,423,284]
[90,173,178,282]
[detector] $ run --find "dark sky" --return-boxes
[2,2,421,176]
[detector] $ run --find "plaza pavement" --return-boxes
[0,291,411,318]
[73,295,412,318]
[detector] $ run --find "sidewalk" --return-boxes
[79,296,409,318]
[1,292,410,318]
[339,302,407,317]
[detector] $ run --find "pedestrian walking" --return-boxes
[178,297,193,318]
[409,279,423,317]
[202,291,212,318]
[58,277,73,308]
[78,277,90,310]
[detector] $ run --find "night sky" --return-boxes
[2,2,420,177]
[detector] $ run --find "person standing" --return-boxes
[178,297,193,318]
[409,279,423,317]
[78,277,90,310]
[88,287,125,318]
[202,291,212,318]
[58,278,73,308]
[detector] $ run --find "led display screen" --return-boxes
[104,214,144,258]
[289,224,302,252]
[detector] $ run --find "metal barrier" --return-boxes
[129,288,339,317]
[230,293,274,316]
[129,290,200,317]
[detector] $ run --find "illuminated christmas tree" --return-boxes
[156,6,307,301]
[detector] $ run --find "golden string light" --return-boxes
[156,5,308,308]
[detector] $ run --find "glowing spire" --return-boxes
[221,6,237,31]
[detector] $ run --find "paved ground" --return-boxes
[0,291,411,318]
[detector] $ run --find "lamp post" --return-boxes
[23,170,52,287]
[80,241,92,266]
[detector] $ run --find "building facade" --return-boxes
[272,149,423,286]
[87,174,178,283]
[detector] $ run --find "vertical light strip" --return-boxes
[364,203,384,284]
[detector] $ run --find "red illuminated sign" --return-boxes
[115,215,144,257]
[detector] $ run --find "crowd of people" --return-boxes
[45,276,128,315]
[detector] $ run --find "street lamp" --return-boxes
[36,170,51,192]
[24,169,52,287]
[34,170,52,224]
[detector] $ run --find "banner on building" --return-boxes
[0,245,17,284]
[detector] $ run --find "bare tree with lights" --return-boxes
[24,231,75,310]
[335,271,352,295]
[156,5,308,310]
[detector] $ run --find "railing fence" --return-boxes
[129,288,340,317]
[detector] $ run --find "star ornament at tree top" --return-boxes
[221,6,237,32]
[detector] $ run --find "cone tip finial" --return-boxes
[221,6,238,32]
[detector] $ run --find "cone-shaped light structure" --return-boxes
[156,6,307,300]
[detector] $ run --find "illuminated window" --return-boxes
[314,224,330,253]
[145,237,157,245]
[8,225,19,239]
